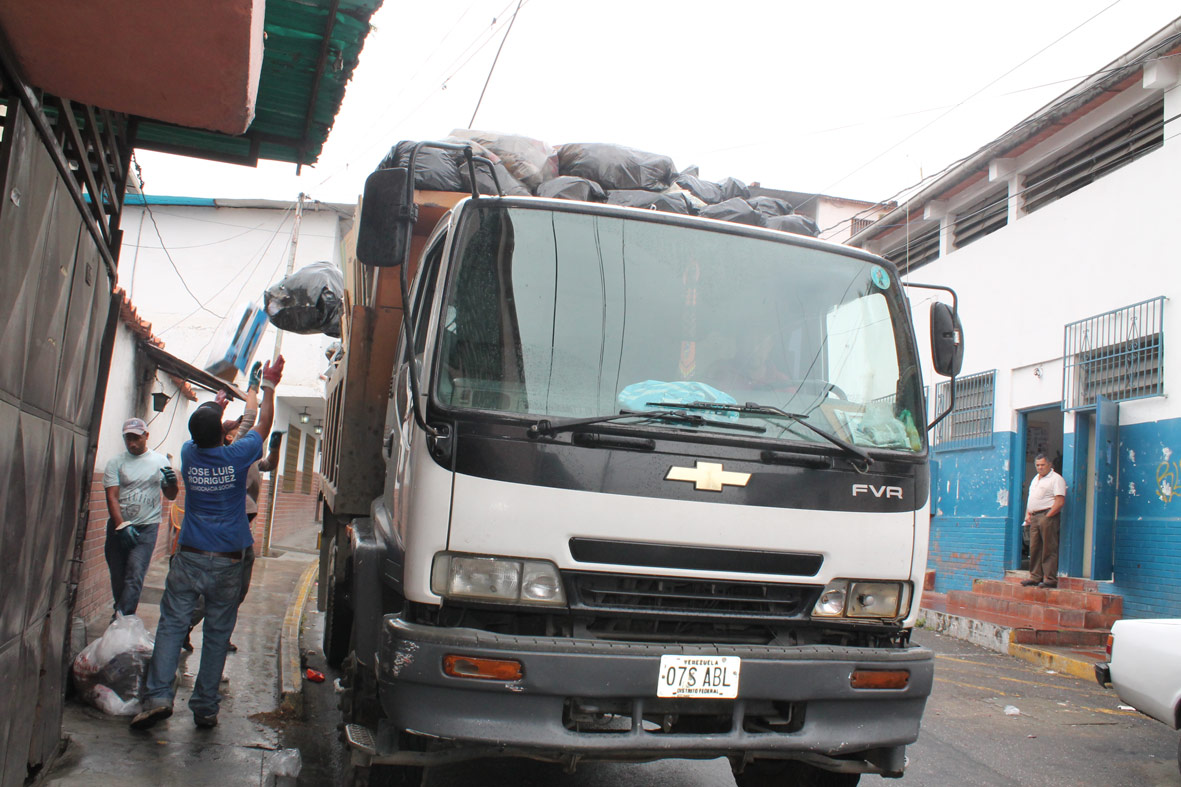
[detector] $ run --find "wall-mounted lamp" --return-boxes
[152,391,172,412]
[299,407,310,424]
[314,421,323,436]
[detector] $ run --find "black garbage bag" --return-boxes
[264,261,344,337]
[557,143,676,191]
[606,189,692,214]
[674,174,725,205]
[765,214,821,237]
[537,176,607,202]
[379,141,465,192]
[442,136,529,196]
[699,198,765,226]
[718,177,750,201]
[747,196,794,218]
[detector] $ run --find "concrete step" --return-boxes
[1003,571,1099,593]
[946,591,1120,630]
[1009,628,1111,647]
[971,579,1123,615]
[934,601,1110,647]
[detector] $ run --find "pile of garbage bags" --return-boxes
[72,613,155,716]
[263,261,344,338]
[379,131,821,238]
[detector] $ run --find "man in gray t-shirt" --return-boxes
[104,417,179,615]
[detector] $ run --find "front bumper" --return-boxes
[376,617,932,768]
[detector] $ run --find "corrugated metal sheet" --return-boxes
[134,0,383,168]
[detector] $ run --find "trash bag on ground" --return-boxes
[71,613,155,716]
[264,261,344,338]
[747,196,794,218]
[674,174,725,205]
[765,213,820,237]
[444,137,530,196]
[379,140,465,192]
[606,189,692,214]
[699,197,765,226]
[536,176,607,202]
[557,143,676,191]
[449,129,559,191]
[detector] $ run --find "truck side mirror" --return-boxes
[930,301,964,377]
[357,167,415,267]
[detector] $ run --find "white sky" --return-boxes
[133,0,1181,207]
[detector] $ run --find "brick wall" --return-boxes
[74,469,320,625]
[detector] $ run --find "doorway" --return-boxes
[1016,406,1064,571]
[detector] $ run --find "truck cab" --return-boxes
[318,153,963,787]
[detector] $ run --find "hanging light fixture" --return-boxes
[314,420,323,436]
[299,407,310,424]
[152,391,172,412]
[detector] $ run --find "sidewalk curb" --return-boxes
[919,607,1102,681]
[279,559,319,715]
[1007,642,1100,681]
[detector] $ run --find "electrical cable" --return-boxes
[468,0,524,128]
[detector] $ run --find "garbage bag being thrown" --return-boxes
[264,262,343,338]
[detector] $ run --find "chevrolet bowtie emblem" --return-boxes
[665,461,751,492]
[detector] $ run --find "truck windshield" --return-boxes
[434,203,926,453]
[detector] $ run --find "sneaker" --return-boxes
[193,712,218,729]
[130,705,173,730]
[1020,579,1040,587]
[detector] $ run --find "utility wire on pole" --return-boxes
[264,192,305,556]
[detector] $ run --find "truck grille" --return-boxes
[565,572,818,624]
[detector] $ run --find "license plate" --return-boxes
[657,655,741,698]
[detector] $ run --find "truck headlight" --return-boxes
[431,553,567,607]
[811,580,909,619]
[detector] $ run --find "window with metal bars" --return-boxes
[953,188,1007,249]
[1063,297,1164,410]
[884,224,940,273]
[1023,98,1163,215]
[850,216,874,236]
[933,370,996,450]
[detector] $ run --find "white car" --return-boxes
[1097,618,1181,772]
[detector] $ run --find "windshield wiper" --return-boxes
[528,409,767,437]
[647,400,873,466]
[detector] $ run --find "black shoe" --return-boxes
[226,641,239,653]
[1020,579,1040,586]
[1038,582,1057,589]
[193,712,218,729]
[130,705,172,730]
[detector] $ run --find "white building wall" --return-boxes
[905,135,1179,433]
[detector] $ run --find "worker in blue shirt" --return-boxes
[132,356,284,730]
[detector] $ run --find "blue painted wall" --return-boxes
[1106,418,1181,618]
[928,432,1016,592]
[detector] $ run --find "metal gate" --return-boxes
[0,40,130,785]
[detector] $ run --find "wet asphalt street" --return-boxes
[287,610,1181,787]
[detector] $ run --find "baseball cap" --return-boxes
[122,418,148,436]
[188,403,224,448]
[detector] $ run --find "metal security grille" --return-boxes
[934,370,996,450]
[884,224,940,273]
[953,188,1008,249]
[1023,98,1163,215]
[1063,297,1165,410]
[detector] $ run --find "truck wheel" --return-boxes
[734,760,860,787]
[323,537,353,668]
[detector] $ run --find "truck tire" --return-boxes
[733,760,860,787]
[323,537,353,668]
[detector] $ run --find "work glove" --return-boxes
[268,431,284,452]
[160,466,177,488]
[261,356,285,390]
[248,361,263,391]
[116,524,139,549]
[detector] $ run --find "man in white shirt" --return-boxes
[1021,453,1067,589]
[104,418,179,615]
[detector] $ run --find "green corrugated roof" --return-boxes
[134,0,382,168]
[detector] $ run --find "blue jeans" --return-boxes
[143,550,246,718]
[104,520,159,616]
